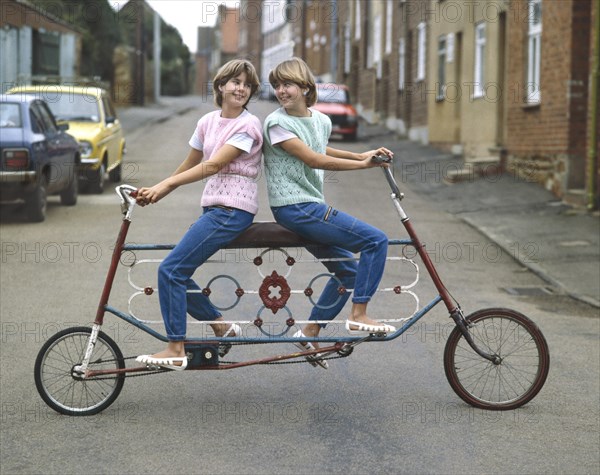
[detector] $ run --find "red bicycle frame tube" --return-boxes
[94,218,131,325]
[402,217,457,313]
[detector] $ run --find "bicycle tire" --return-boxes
[34,326,125,416]
[444,308,549,410]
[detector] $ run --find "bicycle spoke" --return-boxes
[35,328,125,415]
[444,309,549,409]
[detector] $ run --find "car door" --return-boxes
[101,93,122,169]
[31,101,71,192]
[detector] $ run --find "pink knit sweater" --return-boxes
[194,110,263,214]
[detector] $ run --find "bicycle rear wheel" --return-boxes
[34,326,125,416]
[444,308,549,410]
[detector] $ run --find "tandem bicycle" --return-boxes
[34,156,550,416]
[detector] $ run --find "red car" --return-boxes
[313,83,358,141]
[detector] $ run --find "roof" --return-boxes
[2,0,83,34]
[0,93,37,104]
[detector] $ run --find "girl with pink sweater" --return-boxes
[135,59,262,371]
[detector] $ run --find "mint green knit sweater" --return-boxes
[263,107,332,207]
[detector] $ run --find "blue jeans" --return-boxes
[158,206,254,341]
[271,202,388,326]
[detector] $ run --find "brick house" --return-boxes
[260,1,294,95]
[427,0,508,163]
[194,6,240,96]
[237,0,263,81]
[397,0,431,144]
[194,26,213,96]
[505,0,598,207]
[292,1,337,82]
[335,0,382,124]
[0,0,82,90]
[336,0,429,144]
[189,0,599,208]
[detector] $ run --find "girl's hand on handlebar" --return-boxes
[136,180,176,206]
[135,188,151,207]
[359,147,393,168]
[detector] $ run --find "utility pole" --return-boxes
[154,9,161,103]
[136,0,145,105]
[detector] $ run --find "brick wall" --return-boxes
[505,0,585,196]
[402,0,429,141]
[591,0,600,207]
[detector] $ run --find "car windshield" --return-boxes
[0,103,22,127]
[316,87,350,104]
[45,94,100,122]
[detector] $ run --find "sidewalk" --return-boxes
[117,97,600,309]
[360,122,600,309]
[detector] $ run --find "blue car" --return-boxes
[0,94,80,222]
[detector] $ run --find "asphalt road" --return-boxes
[1,99,598,474]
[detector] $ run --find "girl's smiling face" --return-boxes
[220,72,252,110]
[272,80,308,115]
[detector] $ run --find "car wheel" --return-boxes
[89,161,106,194]
[25,175,48,222]
[60,170,78,206]
[108,162,122,183]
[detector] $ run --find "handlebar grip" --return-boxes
[371,154,392,164]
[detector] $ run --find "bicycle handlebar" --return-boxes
[116,185,138,219]
[114,155,402,220]
[371,154,403,200]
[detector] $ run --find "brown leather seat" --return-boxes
[226,222,317,248]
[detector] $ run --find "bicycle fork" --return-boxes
[449,308,502,364]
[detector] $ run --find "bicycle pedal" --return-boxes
[218,342,233,358]
[184,344,219,368]
[369,331,388,337]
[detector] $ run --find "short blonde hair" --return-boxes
[213,59,260,107]
[268,57,317,107]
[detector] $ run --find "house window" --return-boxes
[399,37,406,90]
[417,22,426,81]
[527,0,542,103]
[373,14,382,78]
[33,30,60,76]
[474,22,486,98]
[355,0,361,40]
[437,36,446,100]
[385,0,393,55]
[344,22,351,74]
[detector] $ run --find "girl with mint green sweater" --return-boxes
[263,58,395,368]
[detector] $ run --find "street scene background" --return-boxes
[1,96,598,474]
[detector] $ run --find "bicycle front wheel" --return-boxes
[444,308,549,410]
[34,326,125,416]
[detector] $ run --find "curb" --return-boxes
[460,215,600,309]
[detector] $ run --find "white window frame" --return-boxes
[416,22,426,81]
[344,21,351,75]
[446,32,454,63]
[437,35,446,100]
[399,37,406,90]
[355,0,361,40]
[473,22,486,98]
[373,15,382,77]
[527,0,542,103]
[385,0,393,55]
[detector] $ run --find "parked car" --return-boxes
[0,94,79,222]
[313,83,359,141]
[8,85,126,193]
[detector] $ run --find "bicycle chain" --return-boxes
[83,345,355,380]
